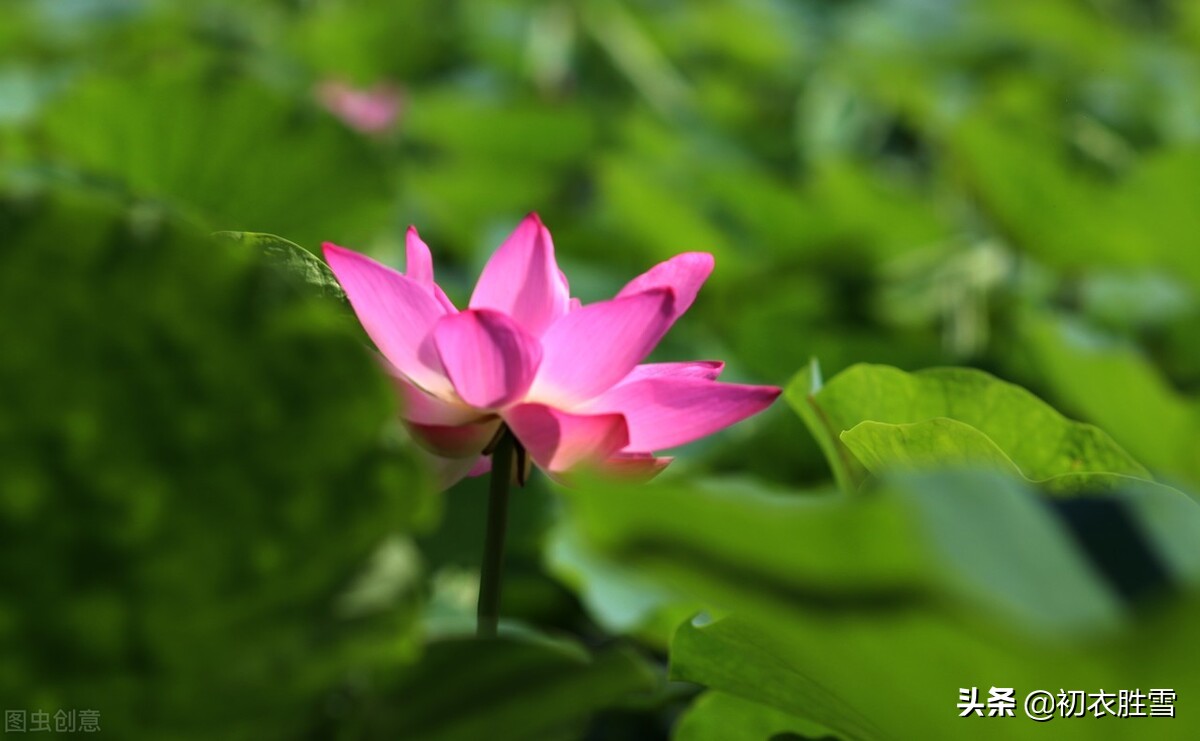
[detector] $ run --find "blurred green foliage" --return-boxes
[567,469,1200,739]
[3,0,1200,738]
[0,187,434,738]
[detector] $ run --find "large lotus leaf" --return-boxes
[674,691,835,741]
[352,631,659,741]
[563,470,1200,740]
[561,470,1200,640]
[672,599,1200,741]
[840,418,1178,497]
[787,362,1149,492]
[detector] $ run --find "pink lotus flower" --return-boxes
[323,214,780,488]
[316,79,403,134]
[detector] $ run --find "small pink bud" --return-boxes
[316,79,403,134]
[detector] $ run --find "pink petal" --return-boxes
[617,252,714,321]
[317,80,401,133]
[407,418,501,459]
[405,226,435,285]
[600,452,674,481]
[504,404,629,473]
[547,452,673,487]
[469,213,570,336]
[421,451,489,491]
[324,243,451,395]
[432,309,542,409]
[619,361,724,385]
[406,226,457,313]
[582,377,781,451]
[528,288,675,405]
[387,367,485,426]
